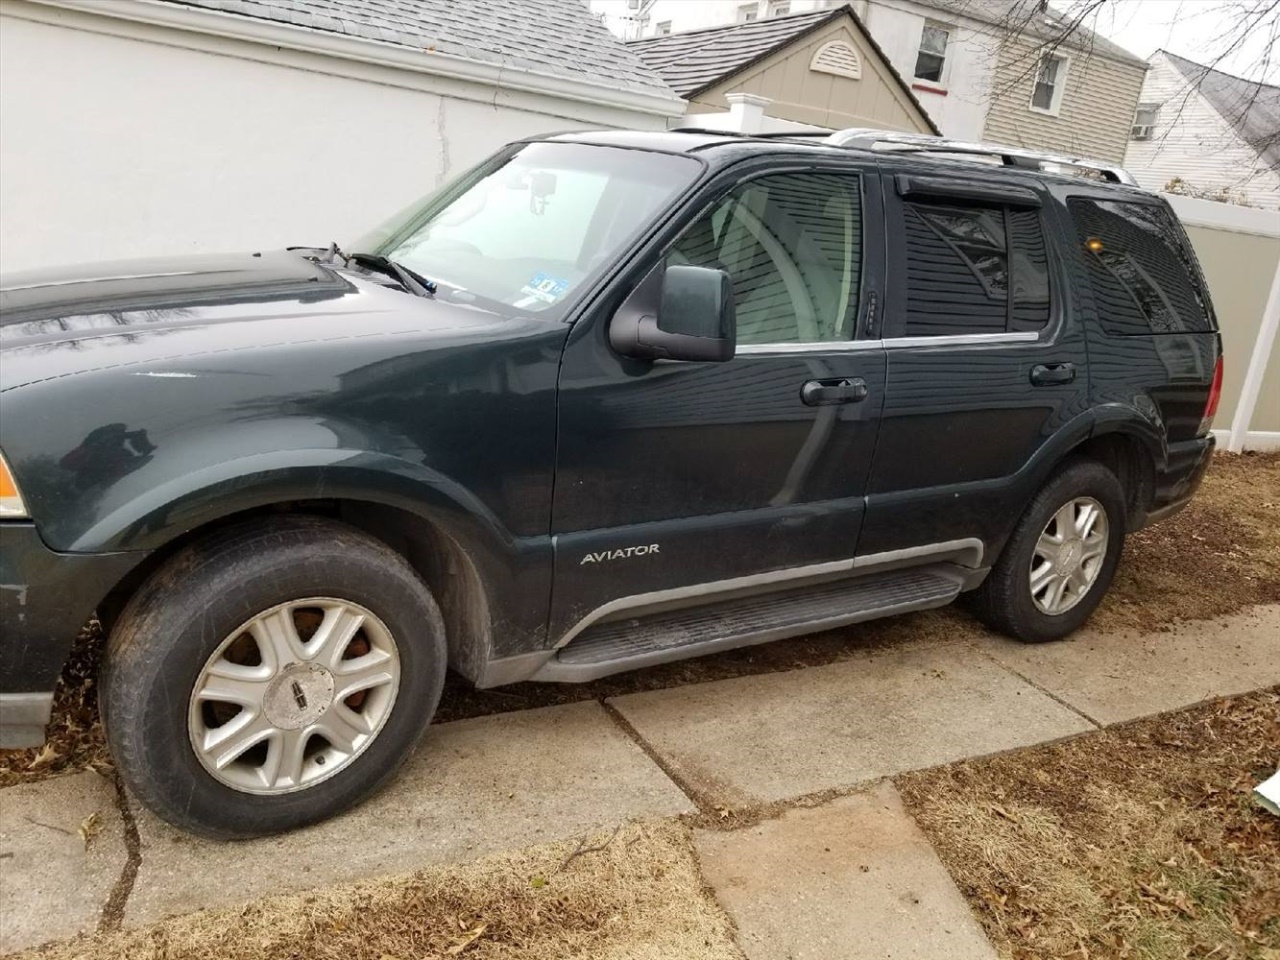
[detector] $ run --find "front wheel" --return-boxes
[970,460,1126,643]
[101,516,447,838]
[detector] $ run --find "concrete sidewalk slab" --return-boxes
[696,782,997,960]
[977,604,1280,725]
[0,771,126,954]
[125,701,693,926]
[609,643,1093,806]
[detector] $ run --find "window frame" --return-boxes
[769,0,791,16]
[879,172,1058,345]
[736,3,759,23]
[663,169,869,349]
[913,21,951,86]
[1029,52,1070,116]
[654,20,672,35]
[1130,102,1159,140]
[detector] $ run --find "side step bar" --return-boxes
[529,568,963,683]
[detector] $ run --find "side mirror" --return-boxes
[610,263,736,362]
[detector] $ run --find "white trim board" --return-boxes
[1212,430,1280,453]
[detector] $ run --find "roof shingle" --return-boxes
[1164,50,1280,172]
[627,9,834,99]
[160,0,675,98]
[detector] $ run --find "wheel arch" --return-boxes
[96,495,497,683]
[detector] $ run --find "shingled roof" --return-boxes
[627,5,940,134]
[159,0,675,99]
[1164,50,1280,172]
[628,9,836,99]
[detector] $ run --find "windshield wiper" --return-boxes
[347,252,438,297]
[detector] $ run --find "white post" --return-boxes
[1228,253,1280,453]
[724,93,772,135]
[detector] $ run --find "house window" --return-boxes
[737,3,758,22]
[1130,103,1159,140]
[655,20,672,35]
[914,22,949,83]
[769,0,791,15]
[1030,54,1068,115]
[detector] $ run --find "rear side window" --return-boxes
[1068,198,1213,334]
[899,198,1051,337]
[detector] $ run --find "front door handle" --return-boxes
[801,377,868,406]
[1030,362,1076,386]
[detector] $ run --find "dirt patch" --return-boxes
[897,689,1280,960]
[13,821,742,960]
[1093,451,1280,632]
[4,453,1278,788]
[0,621,111,788]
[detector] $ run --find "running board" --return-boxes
[529,568,962,683]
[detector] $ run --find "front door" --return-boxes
[550,164,886,642]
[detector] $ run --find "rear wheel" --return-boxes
[971,460,1126,642]
[101,516,446,838]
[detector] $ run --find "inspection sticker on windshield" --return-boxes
[520,273,569,304]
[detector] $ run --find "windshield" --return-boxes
[349,142,702,318]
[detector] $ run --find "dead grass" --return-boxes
[14,821,743,960]
[897,690,1280,960]
[3,452,1278,789]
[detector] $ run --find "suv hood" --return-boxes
[0,251,539,392]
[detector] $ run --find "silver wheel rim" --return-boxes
[1029,496,1109,616]
[188,598,400,795]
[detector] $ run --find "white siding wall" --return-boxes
[857,0,994,140]
[0,4,669,273]
[1124,53,1280,211]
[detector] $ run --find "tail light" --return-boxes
[1200,354,1223,436]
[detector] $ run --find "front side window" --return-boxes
[1031,54,1068,113]
[1068,198,1212,335]
[666,172,863,345]
[915,23,949,83]
[899,198,1050,337]
[351,142,701,318]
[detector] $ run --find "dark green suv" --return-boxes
[0,129,1222,837]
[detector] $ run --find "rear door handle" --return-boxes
[801,377,868,406]
[1030,362,1076,386]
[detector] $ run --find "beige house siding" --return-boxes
[686,19,934,134]
[982,36,1146,164]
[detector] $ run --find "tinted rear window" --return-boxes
[1068,198,1213,335]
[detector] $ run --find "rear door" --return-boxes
[549,161,887,643]
[858,170,1091,560]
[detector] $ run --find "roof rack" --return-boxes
[824,128,1140,186]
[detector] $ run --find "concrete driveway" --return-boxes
[3,604,1277,957]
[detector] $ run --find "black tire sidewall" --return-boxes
[987,461,1126,642]
[104,520,446,838]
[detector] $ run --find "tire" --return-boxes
[970,459,1126,643]
[101,515,447,839]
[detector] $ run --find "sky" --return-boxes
[1057,0,1277,83]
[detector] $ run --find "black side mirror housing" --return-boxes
[610,263,736,362]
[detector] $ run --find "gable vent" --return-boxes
[810,40,861,79]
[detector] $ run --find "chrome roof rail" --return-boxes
[825,128,1140,186]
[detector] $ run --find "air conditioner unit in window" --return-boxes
[1130,124,1153,141]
